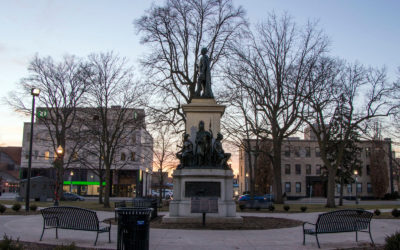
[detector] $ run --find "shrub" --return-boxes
[29,204,38,211]
[283,205,290,211]
[268,205,275,212]
[300,206,307,212]
[383,192,400,200]
[11,203,21,212]
[392,208,400,217]
[385,231,400,250]
[0,204,6,214]
[374,209,381,216]
[0,234,23,250]
[54,242,77,250]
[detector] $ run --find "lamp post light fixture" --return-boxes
[25,88,40,212]
[353,169,359,205]
[54,145,64,206]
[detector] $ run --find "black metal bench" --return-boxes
[303,209,374,248]
[40,206,111,246]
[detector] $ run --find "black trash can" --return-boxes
[132,198,158,220]
[116,207,153,250]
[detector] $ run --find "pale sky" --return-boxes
[1,0,399,149]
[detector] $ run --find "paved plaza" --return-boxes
[0,208,399,249]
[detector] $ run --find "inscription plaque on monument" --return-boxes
[191,197,218,213]
[185,181,221,197]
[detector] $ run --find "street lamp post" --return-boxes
[25,88,40,212]
[245,173,249,193]
[54,145,64,206]
[353,169,359,205]
[69,171,74,192]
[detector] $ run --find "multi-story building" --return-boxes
[0,147,21,193]
[20,107,153,198]
[239,134,395,199]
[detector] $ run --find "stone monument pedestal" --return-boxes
[162,96,242,224]
[162,168,242,223]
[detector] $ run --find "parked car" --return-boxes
[264,194,275,202]
[62,192,85,201]
[238,194,273,210]
[238,194,266,202]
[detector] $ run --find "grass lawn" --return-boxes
[0,200,116,212]
[1,200,399,216]
[237,203,400,213]
[373,212,400,219]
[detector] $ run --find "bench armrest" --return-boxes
[100,219,112,228]
[302,222,316,230]
[43,216,59,226]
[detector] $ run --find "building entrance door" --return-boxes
[313,182,325,197]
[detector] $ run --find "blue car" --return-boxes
[238,194,265,201]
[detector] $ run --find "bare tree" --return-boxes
[149,124,178,204]
[83,52,147,208]
[304,60,394,207]
[221,79,265,199]
[225,13,328,203]
[135,0,247,129]
[8,55,89,202]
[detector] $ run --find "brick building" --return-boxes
[239,135,395,199]
[20,107,153,198]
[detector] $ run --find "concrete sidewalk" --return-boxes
[0,210,398,249]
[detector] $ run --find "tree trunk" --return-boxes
[103,164,111,208]
[98,172,104,204]
[339,178,344,206]
[326,166,336,207]
[272,142,283,204]
[245,144,254,199]
[159,172,163,205]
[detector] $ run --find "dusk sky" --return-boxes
[1,0,399,149]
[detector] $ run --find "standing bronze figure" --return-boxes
[194,121,212,166]
[196,47,214,98]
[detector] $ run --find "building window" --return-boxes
[347,184,352,193]
[73,152,78,160]
[367,183,372,193]
[294,147,300,157]
[296,182,301,193]
[295,164,301,175]
[316,164,321,175]
[44,151,50,160]
[356,183,362,193]
[315,147,320,157]
[285,164,291,175]
[121,153,126,161]
[132,134,137,144]
[366,165,370,175]
[34,150,39,160]
[285,182,291,193]
[25,154,29,160]
[365,147,370,157]
[336,184,341,193]
[305,147,311,157]
[306,164,311,175]
[284,146,290,157]
[131,152,137,161]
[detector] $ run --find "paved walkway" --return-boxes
[0,209,399,249]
